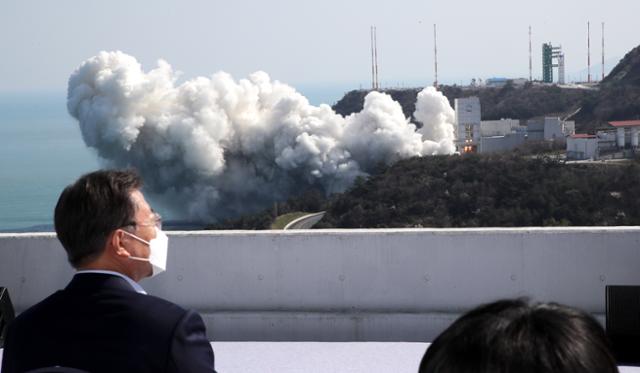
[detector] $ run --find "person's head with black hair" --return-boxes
[419,298,618,373]
[54,169,143,267]
[54,169,166,282]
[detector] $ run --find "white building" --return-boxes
[479,133,527,154]
[454,101,580,155]
[567,125,640,161]
[544,117,575,141]
[596,130,618,154]
[527,119,545,141]
[609,120,640,149]
[564,120,576,136]
[566,134,598,160]
[527,117,575,142]
[480,119,522,137]
[454,97,481,153]
[476,119,527,154]
[544,117,563,140]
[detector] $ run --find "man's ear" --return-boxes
[109,229,131,258]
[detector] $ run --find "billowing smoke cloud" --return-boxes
[67,51,456,221]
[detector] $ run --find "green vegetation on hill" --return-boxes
[317,155,640,228]
[212,154,640,229]
[440,83,590,121]
[333,83,591,128]
[574,44,640,132]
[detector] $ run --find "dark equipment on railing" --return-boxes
[606,285,640,365]
[0,286,16,348]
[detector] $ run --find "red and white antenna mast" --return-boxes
[374,26,379,89]
[602,22,605,81]
[370,26,375,90]
[434,24,439,88]
[587,21,591,83]
[529,25,533,82]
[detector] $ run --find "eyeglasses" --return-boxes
[124,212,163,230]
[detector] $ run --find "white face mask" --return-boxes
[122,228,168,277]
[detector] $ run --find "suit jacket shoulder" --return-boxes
[1,273,215,373]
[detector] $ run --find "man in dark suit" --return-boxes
[1,170,216,373]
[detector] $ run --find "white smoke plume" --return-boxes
[67,51,456,221]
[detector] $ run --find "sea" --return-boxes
[0,86,352,232]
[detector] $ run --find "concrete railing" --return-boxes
[1,228,640,341]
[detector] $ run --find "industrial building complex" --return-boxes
[364,21,617,161]
[452,95,640,162]
[453,96,575,154]
[567,121,640,160]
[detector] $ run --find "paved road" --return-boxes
[283,212,326,230]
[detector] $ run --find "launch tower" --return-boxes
[542,43,565,84]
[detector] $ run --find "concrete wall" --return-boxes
[527,119,544,141]
[567,137,598,160]
[544,117,564,141]
[479,133,526,154]
[2,228,640,342]
[480,119,520,137]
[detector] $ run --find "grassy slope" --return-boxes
[270,212,308,230]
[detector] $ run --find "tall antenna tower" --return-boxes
[434,24,439,88]
[602,22,605,81]
[374,26,379,89]
[433,23,438,88]
[587,21,591,83]
[370,26,376,90]
[529,26,533,81]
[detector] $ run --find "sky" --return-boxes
[1,0,639,96]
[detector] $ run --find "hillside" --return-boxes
[333,44,640,133]
[573,44,640,131]
[333,84,592,127]
[212,154,640,229]
[211,45,640,230]
[317,155,640,228]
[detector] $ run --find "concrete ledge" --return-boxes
[3,344,640,373]
[1,228,639,341]
[203,311,459,342]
